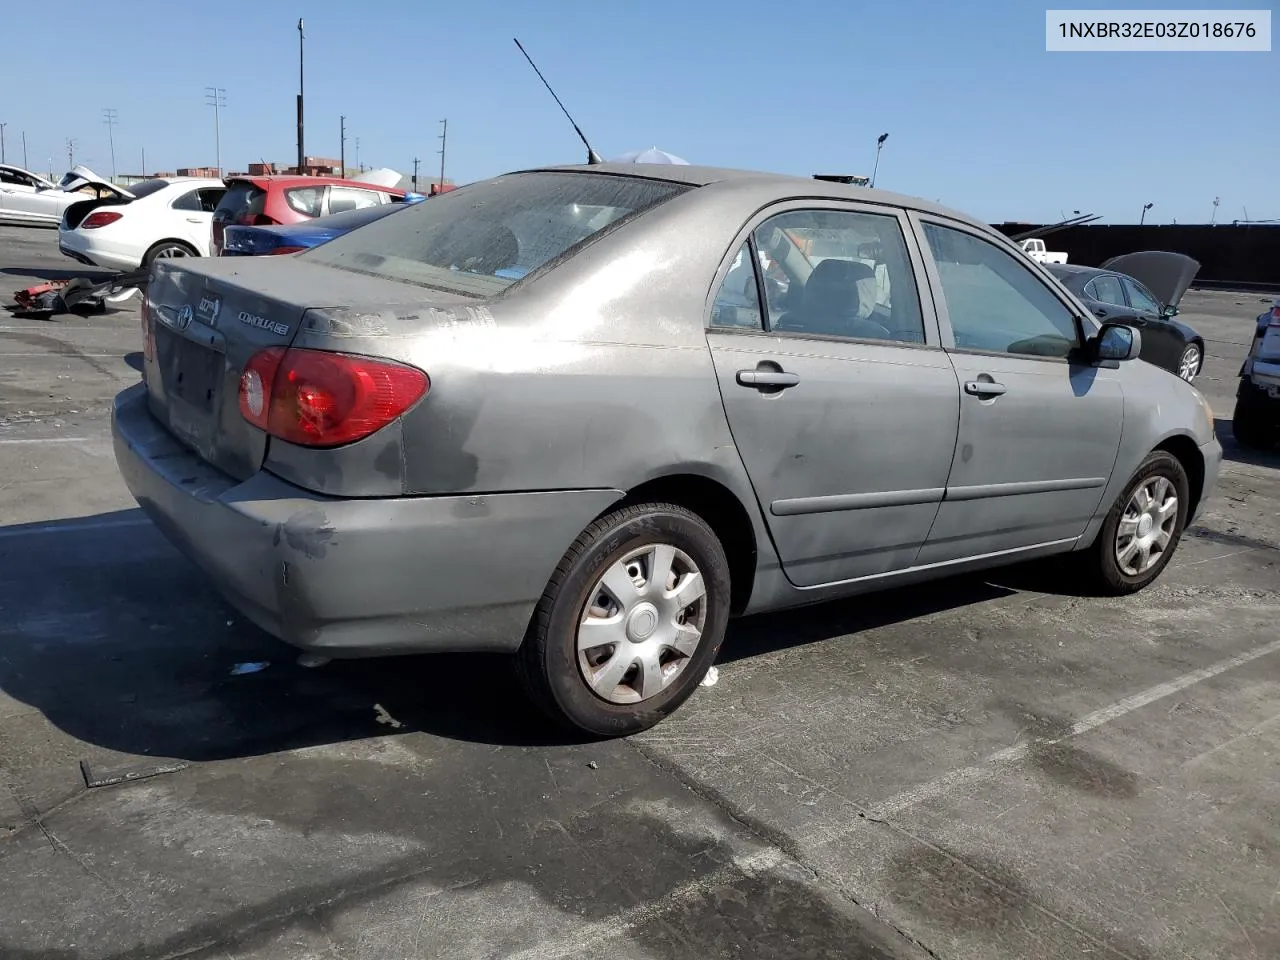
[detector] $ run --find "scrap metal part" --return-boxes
[9,268,149,317]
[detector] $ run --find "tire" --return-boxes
[516,502,731,737]
[1176,343,1202,382]
[1078,451,1190,596]
[143,240,198,266]
[1232,396,1279,450]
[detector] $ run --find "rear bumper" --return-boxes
[58,228,141,271]
[1244,359,1280,393]
[112,383,623,657]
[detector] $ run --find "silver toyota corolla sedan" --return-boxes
[112,163,1223,736]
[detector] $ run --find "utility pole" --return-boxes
[22,131,27,169]
[1210,196,1220,225]
[412,157,420,192]
[0,122,6,164]
[355,136,361,172]
[339,115,346,176]
[66,138,77,169]
[205,87,226,176]
[296,18,306,174]
[102,108,119,181]
[438,118,448,189]
[142,147,146,175]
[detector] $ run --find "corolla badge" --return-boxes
[238,310,290,337]
[176,304,194,329]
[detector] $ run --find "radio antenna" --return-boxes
[513,37,602,165]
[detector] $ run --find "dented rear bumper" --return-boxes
[112,383,622,657]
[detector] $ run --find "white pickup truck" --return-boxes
[1020,238,1068,264]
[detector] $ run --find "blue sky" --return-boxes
[2,0,1274,224]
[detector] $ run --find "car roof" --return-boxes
[1046,263,1109,279]
[228,175,404,192]
[526,162,993,233]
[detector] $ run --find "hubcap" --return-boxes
[1115,476,1178,576]
[1178,347,1200,382]
[156,246,189,259]
[576,543,707,705]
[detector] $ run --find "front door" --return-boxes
[913,217,1124,565]
[706,204,960,588]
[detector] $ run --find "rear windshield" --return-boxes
[213,181,267,222]
[125,179,171,200]
[300,171,692,297]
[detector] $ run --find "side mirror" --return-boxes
[1094,322,1142,362]
[1162,303,1178,318]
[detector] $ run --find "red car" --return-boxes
[210,175,405,257]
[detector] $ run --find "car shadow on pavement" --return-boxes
[1215,417,1280,468]
[0,509,1113,763]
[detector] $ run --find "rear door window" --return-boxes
[286,186,325,217]
[1086,274,1126,306]
[302,171,691,296]
[171,189,203,212]
[327,187,384,214]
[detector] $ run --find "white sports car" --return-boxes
[0,164,102,226]
[58,167,226,271]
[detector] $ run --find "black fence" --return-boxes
[991,223,1280,290]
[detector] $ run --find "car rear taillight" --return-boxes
[82,211,122,229]
[269,246,306,255]
[140,296,155,363]
[239,348,429,447]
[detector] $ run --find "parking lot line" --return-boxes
[866,635,1280,820]
[0,515,150,539]
[0,437,92,445]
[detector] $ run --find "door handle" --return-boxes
[964,380,1007,398]
[737,366,800,391]
[185,217,204,223]
[1094,308,1107,318]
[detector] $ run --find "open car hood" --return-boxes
[1100,251,1201,308]
[56,165,135,200]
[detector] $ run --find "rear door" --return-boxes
[325,186,388,215]
[170,186,226,255]
[912,216,1123,565]
[706,202,960,588]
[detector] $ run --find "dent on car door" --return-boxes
[913,217,1123,565]
[705,204,960,588]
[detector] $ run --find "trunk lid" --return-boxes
[58,165,135,200]
[141,257,462,480]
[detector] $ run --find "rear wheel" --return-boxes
[517,503,730,737]
[1232,396,1279,450]
[143,240,198,266]
[1177,343,1202,382]
[1077,451,1190,595]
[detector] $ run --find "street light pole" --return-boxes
[412,157,420,192]
[1140,201,1154,225]
[340,115,346,176]
[205,87,226,176]
[870,132,889,188]
[0,122,7,164]
[1210,197,1220,225]
[296,18,305,173]
[22,131,27,170]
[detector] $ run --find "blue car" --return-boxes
[220,193,426,257]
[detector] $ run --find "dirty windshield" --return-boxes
[301,171,691,296]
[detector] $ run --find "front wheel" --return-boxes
[517,503,731,737]
[1177,343,1202,382]
[1078,451,1190,595]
